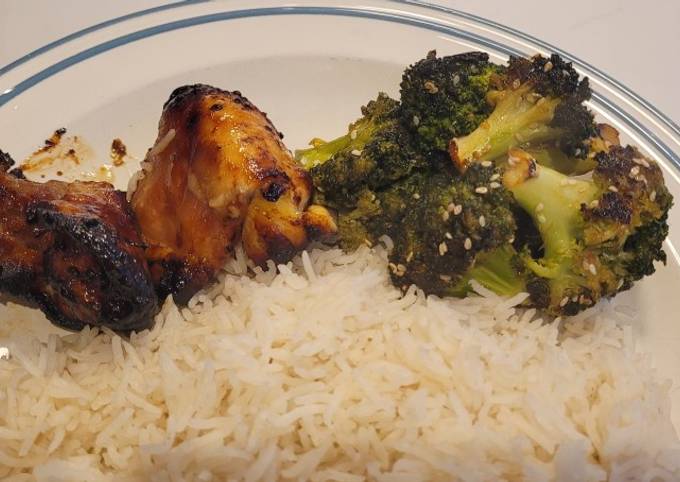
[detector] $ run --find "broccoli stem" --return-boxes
[466,244,526,296]
[451,86,562,168]
[449,245,525,297]
[295,122,377,169]
[524,146,596,175]
[503,152,599,278]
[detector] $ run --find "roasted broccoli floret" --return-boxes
[501,146,672,315]
[450,54,597,171]
[296,93,399,168]
[297,93,423,208]
[336,163,523,297]
[400,50,503,155]
[300,50,673,318]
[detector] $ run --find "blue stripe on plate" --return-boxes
[2,0,677,141]
[0,0,208,76]
[0,6,524,108]
[0,5,678,171]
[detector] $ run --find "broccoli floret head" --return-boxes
[503,145,672,315]
[450,53,597,171]
[400,50,503,155]
[296,93,402,169]
[584,144,673,288]
[297,93,424,209]
[336,163,523,297]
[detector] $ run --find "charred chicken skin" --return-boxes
[131,85,336,301]
[0,150,157,332]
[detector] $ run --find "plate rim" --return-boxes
[1,0,678,143]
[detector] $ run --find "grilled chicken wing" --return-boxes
[130,85,336,301]
[0,151,157,332]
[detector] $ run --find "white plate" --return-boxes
[1,0,679,428]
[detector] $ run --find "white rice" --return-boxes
[1,243,679,481]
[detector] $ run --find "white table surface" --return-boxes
[2,0,679,123]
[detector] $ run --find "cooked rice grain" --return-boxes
[1,245,679,481]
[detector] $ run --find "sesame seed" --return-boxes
[439,274,452,282]
[388,262,397,273]
[535,203,544,213]
[350,129,357,140]
[559,297,569,307]
[439,242,448,256]
[424,81,439,93]
[633,157,650,168]
[490,173,501,181]
[452,74,460,85]
[441,211,450,221]
[543,61,553,72]
[512,79,520,89]
[481,160,493,167]
[508,236,515,243]
[413,115,420,126]
[351,149,362,156]
[448,203,462,215]
[464,238,472,250]
[572,296,578,302]
[608,185,619,192]
[475,186,488,194]
[445,232,453,239]
[397,263,407,274]
[537,214,547,224]
[413,193,420,199]
[479,215,486,227]
[490,182,501,189]
[364,238,373,247]
[650,190,657,202]
[589,200,599,208]
[589,264,597,275]
[406,251,414,263]
[629,166,640,177]
[617,279,624,289]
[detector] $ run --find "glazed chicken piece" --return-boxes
[0,150,157,332]
[130,85,336,301]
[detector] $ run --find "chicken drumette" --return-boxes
[131,85,336,301]
[0,150,157,332]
